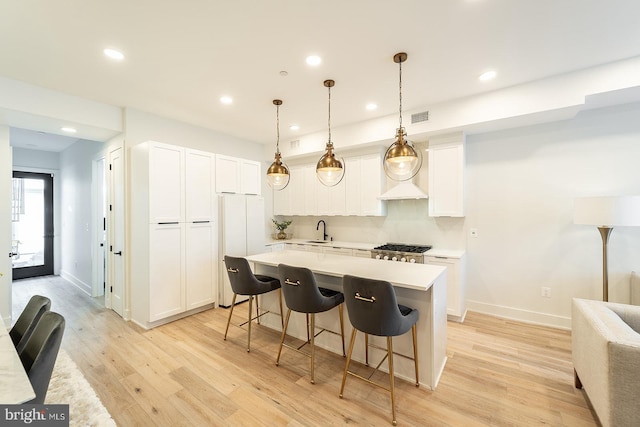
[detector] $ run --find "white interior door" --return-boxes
[108,145,125,317]
[92,157,107,297]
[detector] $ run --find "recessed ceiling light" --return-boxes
[220,96,233,105]
[366,103,378,111]
[479,70,497,81]
[103,48,125,61]
[306,55,322,66]
[61,127,77,133]
[289,125,299,131]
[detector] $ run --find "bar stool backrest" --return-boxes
[224,255,263,295]
[278,264,335,314]
[10,295,51,354]
[342,275,418,337]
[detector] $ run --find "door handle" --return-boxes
[9,252,17,258]
[114,251,122,256]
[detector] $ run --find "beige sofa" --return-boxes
[572,298,640,427]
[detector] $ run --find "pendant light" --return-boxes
[266,99,290,190]
[316,79,345,187]
[384,52,422,181]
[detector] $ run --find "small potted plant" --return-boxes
[272,218,292,240]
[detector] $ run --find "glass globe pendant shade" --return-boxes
[383,127,422,181]
[266,152,290,190]
[316,143,345,187]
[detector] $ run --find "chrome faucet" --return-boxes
[316,220,328,241]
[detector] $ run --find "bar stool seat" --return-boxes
[223,255,284,352]
[339,275,419,426]
[276,263,346,384]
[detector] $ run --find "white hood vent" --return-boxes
[378,181,428,200]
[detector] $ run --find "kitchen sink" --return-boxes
[305,240,329,244]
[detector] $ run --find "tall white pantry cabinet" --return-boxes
[130,141,218,328]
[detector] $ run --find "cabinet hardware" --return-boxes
[192,220,210,224]
[158,222,179,225]
[114,251,122,256]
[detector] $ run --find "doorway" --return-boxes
[11,171,54,279]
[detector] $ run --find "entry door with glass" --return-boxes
[11,171,54,279]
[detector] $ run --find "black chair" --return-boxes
[339,275,419,426]
[223,255,284,352]
[19,311,65,404]
[276,264,345,384]
[10,295,51,354]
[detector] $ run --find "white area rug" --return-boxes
[45,349,117,427]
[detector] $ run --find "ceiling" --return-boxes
[2,0,640,148]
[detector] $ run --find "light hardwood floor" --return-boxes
[12,276,598,426]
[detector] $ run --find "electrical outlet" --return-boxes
[470,228,478,238]
[541,287,551,298]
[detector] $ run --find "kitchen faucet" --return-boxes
[316,220,328,241]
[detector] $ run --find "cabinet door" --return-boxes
[328,178,346,215]
[288,166,304,215]
[241,160,261,195]
[322,246,352,256]
[352,249,372,258]
[360,154,385,216]
[303,165,318,215]
[345,157,361,215]
[149,223,185,321]
[215,155,240,193]
[428,142,465,217]
[185,150,215,222]
[149,144,184,223]
[426,256,461,318]
[273,182,290,215]
[185,222,216,309]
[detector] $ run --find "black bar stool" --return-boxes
[276,263,345,384]
[339,275,419,426]
[223,255,284,352]
[10,295,51,353]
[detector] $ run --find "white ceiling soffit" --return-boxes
[0,1,640,144]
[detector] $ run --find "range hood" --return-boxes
[378,181,428,200]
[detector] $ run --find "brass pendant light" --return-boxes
[266,99,290,191]
[384,52,422,181]
[316,79,345,187]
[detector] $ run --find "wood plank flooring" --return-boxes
[11,276,598,426]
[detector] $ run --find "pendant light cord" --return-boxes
[398,58,403,129]
[328,85,332,144]
[275,103,280,154]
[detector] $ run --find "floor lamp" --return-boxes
[574,196,640,301]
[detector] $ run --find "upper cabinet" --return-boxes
[273,151,386,217]
[185,149,216,222]
[428,133,466,217]
[215,154,261,195]
[148,143,184,223]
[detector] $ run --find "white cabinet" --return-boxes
[345,153,386,216]
[131,142,217,328]
[215,154,261,195]
[426,253,466,322]
[274,153,385,217]
[428,133,465,217]
[352,249,372,258]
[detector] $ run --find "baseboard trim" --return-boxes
[59,270,91,296]
[466,300,571,330]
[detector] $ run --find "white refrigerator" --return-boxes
[218,194,266,306]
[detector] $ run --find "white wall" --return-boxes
[464,102,640,327]
[59,139,106,293]
[0,126,11,325]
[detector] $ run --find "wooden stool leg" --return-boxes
[276,309,291,366]
[224,294,238,340]
[246,296,253,352]
[339,329,358,398]
[412,324,419,387]
[387,337,397,426]
[339,304,346,356]
[310,313,316,384]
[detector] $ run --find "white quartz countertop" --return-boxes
[246,250,446,292]
[266,238,379,251]
[0,323,36,403]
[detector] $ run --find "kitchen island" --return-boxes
[245,250,448,390]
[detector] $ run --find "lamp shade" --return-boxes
[574,196,640,226]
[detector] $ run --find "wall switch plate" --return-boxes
[470,228,478,238]
[541,287,551,298]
